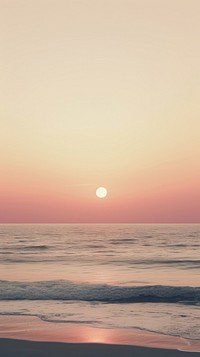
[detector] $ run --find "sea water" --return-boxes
[0,224,199,340]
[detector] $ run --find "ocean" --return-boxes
[0,224,199,341]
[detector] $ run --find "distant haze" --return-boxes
[0,0,200,223]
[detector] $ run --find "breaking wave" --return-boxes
[0,280,199,305]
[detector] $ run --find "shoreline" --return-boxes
[0,316,200,353]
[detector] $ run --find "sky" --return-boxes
[0,0,200,223]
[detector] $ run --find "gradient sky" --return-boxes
[0,0,200,223]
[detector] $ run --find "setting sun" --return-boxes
[96,187,108,199]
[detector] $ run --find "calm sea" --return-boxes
[0,224,199,340]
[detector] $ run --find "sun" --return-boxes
[96,187,108,198]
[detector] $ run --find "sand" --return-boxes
[0,316,200,356]
[0,339,200,357]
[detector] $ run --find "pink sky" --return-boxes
[0,0,200,223]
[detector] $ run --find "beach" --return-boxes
[1,0,200,354]
[1,338,200,357]
[0,224,199,355]
[0,315,200,355]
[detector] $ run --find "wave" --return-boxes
[0,281,199,305]
[0,245,49,251]
[24,245,49,250]
[125,259,200,266]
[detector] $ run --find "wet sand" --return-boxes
[0,316,200,356]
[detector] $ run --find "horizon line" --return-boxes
[0,222,199,225]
